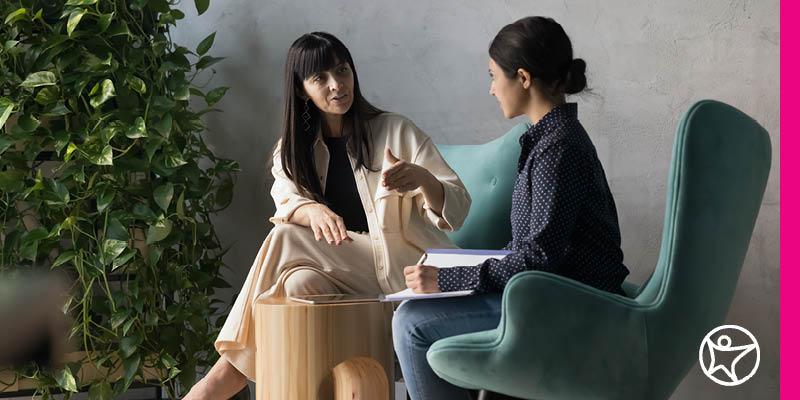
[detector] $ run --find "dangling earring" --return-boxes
[302,99,312,133]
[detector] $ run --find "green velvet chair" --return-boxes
[430,100,772,399]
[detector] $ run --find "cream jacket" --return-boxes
[268,112,471,292]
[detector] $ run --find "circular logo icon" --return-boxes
[699,324,760,386]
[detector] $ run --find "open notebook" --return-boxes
[381,248,512,302]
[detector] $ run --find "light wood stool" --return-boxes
[255,297,394,400]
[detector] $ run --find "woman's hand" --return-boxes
[294,203,353,245]
[404,264,441,293]
[382,148,437,193]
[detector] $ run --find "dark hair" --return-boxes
[489,16,587,98]
[278,32,383,202]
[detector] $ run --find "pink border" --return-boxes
[781,0,792,398]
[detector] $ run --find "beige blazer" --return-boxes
[268,112,471,289]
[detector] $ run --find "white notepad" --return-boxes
[381,248,512,302]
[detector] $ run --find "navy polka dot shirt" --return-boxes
[438,103,630,295]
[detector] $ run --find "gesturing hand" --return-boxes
[382,147,436,193]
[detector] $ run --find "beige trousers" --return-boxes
[215,224,398,380]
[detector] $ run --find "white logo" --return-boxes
[699,324,760,386]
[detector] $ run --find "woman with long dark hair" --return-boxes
[393,17,630,399]
[183,32,470,399]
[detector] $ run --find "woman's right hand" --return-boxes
[294,203,353,245]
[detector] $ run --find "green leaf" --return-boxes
[195,0,210,15]
[146,219,172,244]
[121,316,136,335]
[35,87,60,105]
[0,171,24,191]
[3,40,19,50]
[153,112,172,138]
[97,12,114,33]
[4,8,27,25]
[56,366,78,392]
[126,117,147,139]
[0,97,14,129]
[67,0,99,5]
[153,183,174,212]
[64,142,78,161]
[101,239,127,265]
[53,250,76,267]
[107,21,130,37]
[44,102,71,117]
[88,144,113,166]
[176,190,185,217]
[126,75,146,95]
[133,204,157,220]
[88,382,112,400]
[196,32,215,56]
[18,114,40,132]
[112,250,136,271]
[122,354,141,388]
[205,86,228,106]
[0,136,14,155]
[106,218,129,241]
[196,55,224,70]
[20,71,56,88]
[90,79,116,108]
[164,151,187,168]
[47,179,70,205]
[66,9,87,37]
[20,228,49,261]
[97,186,115,212]
[120,335,141,358]
[174,84,190,101]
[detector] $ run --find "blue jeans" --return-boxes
[392,294,502,400]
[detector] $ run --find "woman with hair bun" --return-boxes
[393,16,630,399]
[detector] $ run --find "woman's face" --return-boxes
[489,58,527,119]
[302,61,355,116]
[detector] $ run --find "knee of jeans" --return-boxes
[392,302,426,345]
[283,269,337,296]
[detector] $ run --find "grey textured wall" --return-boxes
[173,1,779,398]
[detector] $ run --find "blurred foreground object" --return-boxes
[0,272,69,368]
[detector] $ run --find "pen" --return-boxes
[416,252,427,266]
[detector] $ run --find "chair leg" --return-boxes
[477,389,525,400]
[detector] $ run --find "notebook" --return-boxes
[381,248,512,302]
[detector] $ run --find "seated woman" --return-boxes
[183,32,470,399]
[393,16,631,400]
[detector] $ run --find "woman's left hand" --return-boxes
[382,148,436,193]
[404,264,441,293]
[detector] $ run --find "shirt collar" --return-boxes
[524,102,578,139]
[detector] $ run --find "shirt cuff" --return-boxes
[268,198,316,225]
[437,265,482,292]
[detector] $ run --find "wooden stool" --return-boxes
[255,297,394,400]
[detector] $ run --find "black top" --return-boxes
[438,103,630,295]
[322,136,370,233]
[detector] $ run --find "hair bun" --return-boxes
[564,58,587,95]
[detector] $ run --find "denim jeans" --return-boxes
[392,294,503,400]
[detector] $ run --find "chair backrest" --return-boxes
[438,123,529,249]
[636,100,771,398]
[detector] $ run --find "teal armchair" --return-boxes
[430,100,772,399]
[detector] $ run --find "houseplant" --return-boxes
[0,0,236,398]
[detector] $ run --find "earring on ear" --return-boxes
[302,99,312,133]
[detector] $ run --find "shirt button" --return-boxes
[377,264,384,270]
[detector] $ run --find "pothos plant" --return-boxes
[0,0,237,398]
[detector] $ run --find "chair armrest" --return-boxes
[428,271,650,399]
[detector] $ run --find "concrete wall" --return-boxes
[173,0,780,398]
